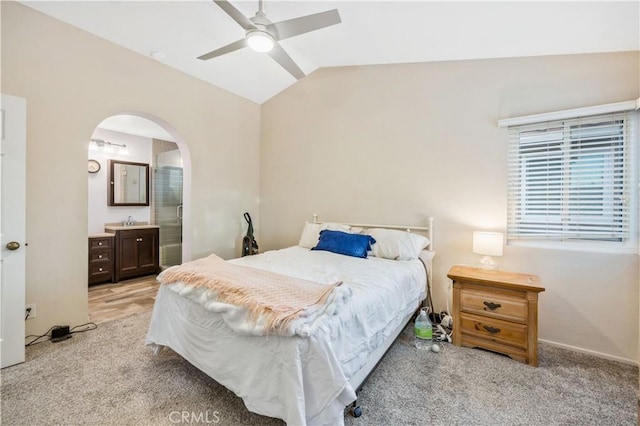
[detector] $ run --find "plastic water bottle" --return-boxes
[414,308,433,350]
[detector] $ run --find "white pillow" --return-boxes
[298,222,351,249]
[365,228,430,260]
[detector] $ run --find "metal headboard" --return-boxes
[312,213,434,250]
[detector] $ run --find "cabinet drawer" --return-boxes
[89,261,111,276]
[89,261,112,285]
[117,228,158,239]
[90,238,112,250]
[460,312,527,348]
[460,287,527,323]
[89,249,112,263]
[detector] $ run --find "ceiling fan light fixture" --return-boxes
[246,30,274,52]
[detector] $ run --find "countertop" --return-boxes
[104,224,160,231]
[89,233,115,238]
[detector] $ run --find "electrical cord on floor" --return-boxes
[25,325,60,346]
[423,308,453,344]
[421,259,435,318]
[70,322,97,334]
[415,262,453,345]
[25,322,98,346]
[433,323,452,343]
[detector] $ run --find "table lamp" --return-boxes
[473,231,504,270]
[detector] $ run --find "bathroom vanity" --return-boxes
[100,224,160,283]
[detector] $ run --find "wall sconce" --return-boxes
[472,231,504,270]
[90,138,129,156]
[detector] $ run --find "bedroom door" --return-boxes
[0,94,27,368]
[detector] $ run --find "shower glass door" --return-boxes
[154,147,183,269]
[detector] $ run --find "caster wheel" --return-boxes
[351,405,362,418]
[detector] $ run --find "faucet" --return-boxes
[125,215,134,226]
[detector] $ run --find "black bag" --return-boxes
[242,212,259,257]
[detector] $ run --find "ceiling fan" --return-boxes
[198,0,341,79]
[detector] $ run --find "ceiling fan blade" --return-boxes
[214,0,256,30]
[267,43,305,79]
[268,9,341,41]
[197,38,247,60]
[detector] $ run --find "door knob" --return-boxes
[6,241,20,250]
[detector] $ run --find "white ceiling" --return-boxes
[23,1,640,104]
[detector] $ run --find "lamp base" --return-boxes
[478,256,497,270]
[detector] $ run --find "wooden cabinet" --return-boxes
[447,265,545,366]
[88,234,114,285]
[110,227,160,282]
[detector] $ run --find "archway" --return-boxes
[86,113,191,315]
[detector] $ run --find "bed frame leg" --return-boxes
[349,400,363,418]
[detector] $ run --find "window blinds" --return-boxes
[507,111,635,242]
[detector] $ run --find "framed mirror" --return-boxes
[108,160,150,206]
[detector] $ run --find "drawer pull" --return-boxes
[483,325,501,334]
[98,242,103,246]
[98,267,103,272]
[98,255,103,259]
[483,301,501,310]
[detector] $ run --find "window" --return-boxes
[506,111,637,251]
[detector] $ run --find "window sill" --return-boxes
[507,239,638,255]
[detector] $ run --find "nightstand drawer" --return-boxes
[459,312,527,348]
[460,287,527,323]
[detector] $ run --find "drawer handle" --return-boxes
[483,325,501,334]
[98,267,103,272]
[98,255,103,259]
[483,301,501,310]
[98,242,103,246]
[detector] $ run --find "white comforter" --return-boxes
[162,268,353,338]
[146,246,427,426]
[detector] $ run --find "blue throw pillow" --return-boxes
[311,230,376,259]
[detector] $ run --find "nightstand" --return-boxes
[447,265,545,366]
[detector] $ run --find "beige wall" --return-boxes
[4,1,639,364]
[261,52,640,362]
[2,3,260,335]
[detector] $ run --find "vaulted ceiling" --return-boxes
[23,1,640,104]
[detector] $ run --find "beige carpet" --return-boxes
[1,311,637,425]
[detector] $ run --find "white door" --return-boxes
[0,94,27,368]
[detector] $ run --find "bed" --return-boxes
[146,216,435,425]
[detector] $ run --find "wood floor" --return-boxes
[88,275,160,323]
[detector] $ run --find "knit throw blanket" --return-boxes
[160,254,343,335]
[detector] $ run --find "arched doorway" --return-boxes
[87,113,191,321]
[89,113,191,264]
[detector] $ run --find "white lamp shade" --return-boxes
[473,231,504,256]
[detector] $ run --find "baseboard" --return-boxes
[539,339,638,366]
